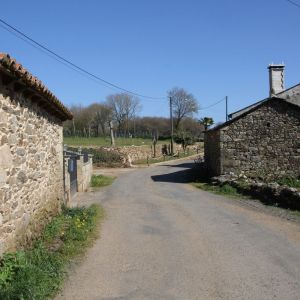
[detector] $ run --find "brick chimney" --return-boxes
[268,64,285,97]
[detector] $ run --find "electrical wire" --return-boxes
[285,0,300,8]
[0,18,166,100]
[199,97,226,110]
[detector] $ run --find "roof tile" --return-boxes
[0,52,72,121]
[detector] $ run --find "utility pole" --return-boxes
[169,96,174,155]
[225,96,229,121]
[109,120,115,146]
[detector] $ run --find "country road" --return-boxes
[57,160,300,300]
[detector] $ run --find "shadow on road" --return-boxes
[158,162,195,169]
[151,163,198,184]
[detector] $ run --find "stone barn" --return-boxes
[0,53,73,254]
[205,65,300,178]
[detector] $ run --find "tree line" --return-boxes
[63,87,214,140]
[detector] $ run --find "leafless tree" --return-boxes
[106,93,141,136]
[168,87,199,130]
[88,103,112,136]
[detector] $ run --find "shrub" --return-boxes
[68,147,122,167]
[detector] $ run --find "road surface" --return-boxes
[57,160,300,300]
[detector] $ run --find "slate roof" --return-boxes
[228,83,300,120]
[208,97,300,132]
[0,53,73,121]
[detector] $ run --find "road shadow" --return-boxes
[151,164,199,184]
[158,162,195,169]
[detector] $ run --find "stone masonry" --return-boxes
[205,98,300,178]
[0,53,72,254]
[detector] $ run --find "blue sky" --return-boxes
[1,0,299,122]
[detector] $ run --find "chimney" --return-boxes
[268,64,285,97]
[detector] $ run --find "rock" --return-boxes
[17,171,27,184]
[0,144,12,168]
[16,148,26,156]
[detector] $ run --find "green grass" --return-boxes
[64,137,169,147]
[90,175,115,188]
[134,150,197,165]
[276,177,300,189]
[192,182,241,197]
[0,204,104,300]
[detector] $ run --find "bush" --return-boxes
[68,147,122,167]
[174,131,195,150]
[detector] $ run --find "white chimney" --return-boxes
[268,64,285,97]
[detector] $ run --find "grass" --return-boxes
[133,150,198,165]
[90,175,115,188]
[276,176,300,189]
[0,204,104,300]
[64,137,169,147]
[192,182,241,197]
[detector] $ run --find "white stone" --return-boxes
[0,144,12,168]
[0,169,7,186]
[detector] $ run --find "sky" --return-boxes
[1,0,300,123]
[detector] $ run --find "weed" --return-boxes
[90,175,115,188]
[0,204,104,300]
[276,177,300,189]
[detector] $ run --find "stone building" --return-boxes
[0,53,73,254]
[205,65,300,178]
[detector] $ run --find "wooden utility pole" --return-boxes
[109,121,115,146]
[169,97,174,155]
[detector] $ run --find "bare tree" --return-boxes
[88,103,112,136]
[168,87,198,130]
[106,93,141,136]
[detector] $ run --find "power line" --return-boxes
[285,0,300,8]
[0,23,120,93]
[0,18,166,100]
[199,97,226,110]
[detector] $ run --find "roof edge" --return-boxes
[0,53,73,121]
[207,97,300,132]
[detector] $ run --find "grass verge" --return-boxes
[90,175,115,188]
[192,182,242,198]
[0,204,104,300]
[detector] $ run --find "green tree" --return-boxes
[199,117,214,130]
[174,131,195,151]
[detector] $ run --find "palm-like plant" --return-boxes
[199,117,214,130]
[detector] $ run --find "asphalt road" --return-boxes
[57,160,300,300]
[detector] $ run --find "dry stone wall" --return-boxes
[0,80,64,254]
[101,143,199,166]
[206,99,300,178]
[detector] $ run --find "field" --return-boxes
[64,137,169,147]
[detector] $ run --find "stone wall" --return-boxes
[205,99,300,178]
[77,155,93,192]
[204,130,221,176]
[0,79,64,254]
[102,143,200,165]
